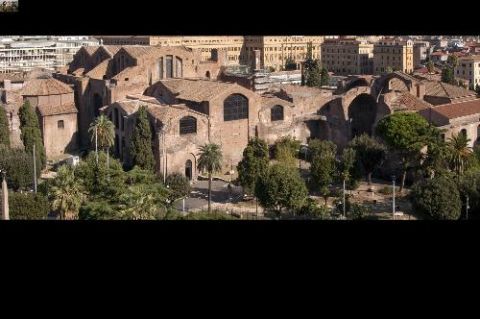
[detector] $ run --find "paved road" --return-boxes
[174,180,243,212]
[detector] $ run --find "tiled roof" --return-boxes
[423,81,475,99]
[20,77,73,96]
[102,45,122,57]
[83,46,99,56]
[121,46,163,60]
[430,99,480,120]
[390,92,432,111]
[458,55,480,61]
[37,102,77,116]
[160,79,239,102]
[86,59,110,80]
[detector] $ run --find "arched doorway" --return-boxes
[205,71,211,79]
[185,160,193,181]
[348,93,378,137]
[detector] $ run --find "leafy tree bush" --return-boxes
[255,163,308,216]
[130,105,155,170]
[410,175,461,220]
[237,138,269,194]
[0,145,35,190]
[19,100,46,169]
[8,192,49,220]
[0,104,10,147]
[165,173,191,205]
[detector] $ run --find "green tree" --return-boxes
[75,151,126,198]
[447,132,472,176]
[274,136,301,160]
[284,56,297,71]
[305,60,322,87]
[89,115,115,165]
[237,138,269,194]
[19,100,46,169]
[50,165,85,220]
[441,67,455,85]
[117,184,167,220]
[0,104,10,148]
[165,173,191,206]
[0,145,35,190]
[8,192,50,220]
[338,147,356,184]
[320,67,330,86]
[386,66,394,74]
[130,105,155,170]
[348,203,370,220]
[79,200,117,220]
[348,134,386,186]
[308,139,336,204]
[197,143,223,214]
[376,112,438,192]
[410,175,461,220]
[426,60,435,74]
[447,55,458,68]
[296,198,330,220]
[255,163,308,217]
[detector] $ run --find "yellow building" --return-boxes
[98,36,324,71]
[321,39,374,75]
[373,39,414,75]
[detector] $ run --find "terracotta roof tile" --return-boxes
[20,77,73,96]
[160,79,238,102]
[86,59,110,80]
[37,102,77,116]
[390,92,432,111]
[423,81,475,99]
[430,99,480,120]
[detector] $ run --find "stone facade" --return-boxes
[0,74,78,159]
[98,36,324,72]
[321,39,374,75]
[373,39,414,75]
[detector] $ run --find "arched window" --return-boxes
[179,116,197,135]
[185,160,193,181]
[224,94,248,121]
[271,105,284,122]
[57,120,64,129]
[206,71,211,79]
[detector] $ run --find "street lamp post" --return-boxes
[1,169,9,220]
[342,178,346,218]
[392,175,396,220]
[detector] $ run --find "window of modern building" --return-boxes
[224,94,248,121]
[57,120,64,129]
[179,116,197,135]
[271,105,284,122]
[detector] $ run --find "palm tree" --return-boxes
[50,165,85,220]
[447,133,473,176]
[88,115,115,167]
[197,143,223,214]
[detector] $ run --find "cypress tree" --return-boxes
[19,100,46,169]
[320,67,330,86]
[130,105,155,171]
[0,103,10,148]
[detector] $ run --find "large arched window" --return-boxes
[224,94,248,121]
[179,116,197,135]
[271,105,284,122]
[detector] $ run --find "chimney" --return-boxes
[253,50,261,71]
[416,83,425,99]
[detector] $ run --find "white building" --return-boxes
[455,55,480,89]
[0,36,99,73]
